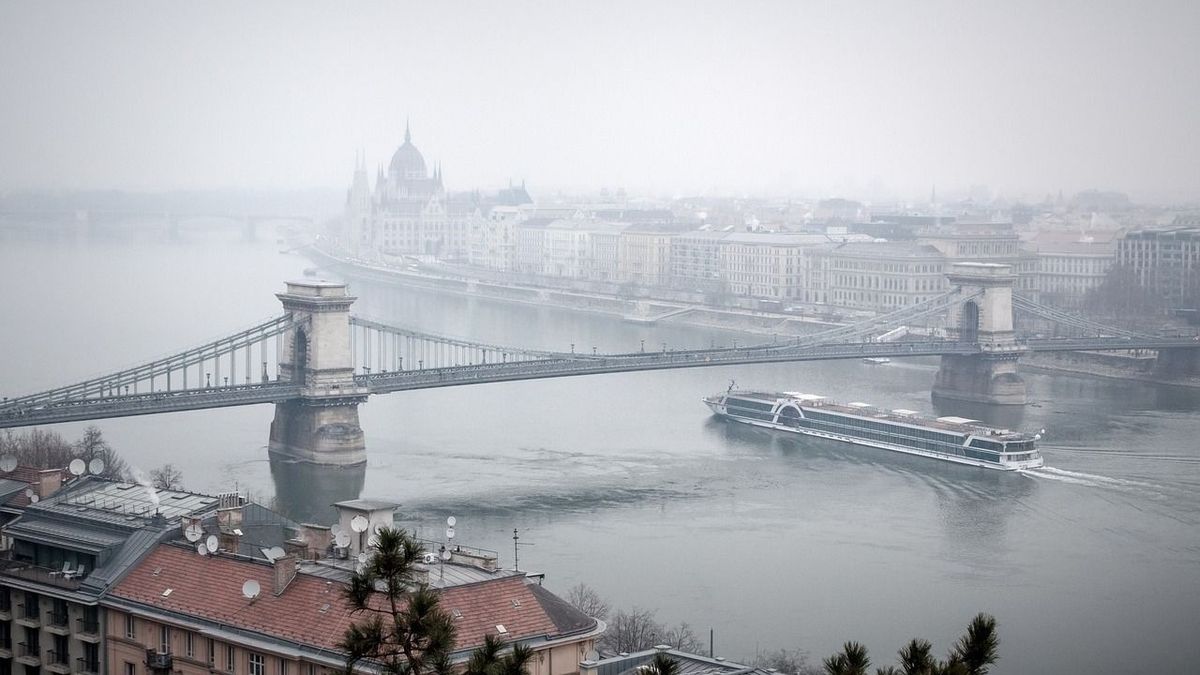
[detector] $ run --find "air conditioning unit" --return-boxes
[334,546,349,559]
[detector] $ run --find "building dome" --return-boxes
[388,123,427,180]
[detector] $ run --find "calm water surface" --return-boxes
[1,232,1198,675]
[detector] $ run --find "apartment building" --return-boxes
[102,500,603,675]
[0,477,220,675]
[815,242,949,311]
[1117,223,1200,309]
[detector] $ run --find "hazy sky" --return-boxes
[2,1,1198,201]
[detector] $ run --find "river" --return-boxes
[1,229,1198,675]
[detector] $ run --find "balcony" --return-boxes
[45,610,71,635]
[76,616,101,642]
[146,649,173,672]
[77,657,101,675]
[14,605,40,628]
[46,649,71,674]
[0,558,82,591]
[15,641,41,667]
[0,638,11,659]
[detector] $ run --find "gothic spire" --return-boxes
[404,118,411,144]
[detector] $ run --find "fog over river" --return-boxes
[2,231,1197,675]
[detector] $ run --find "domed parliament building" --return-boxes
[343,123,531,259]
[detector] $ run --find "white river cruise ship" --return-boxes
[704,388,1043,471]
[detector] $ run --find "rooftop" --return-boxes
[110,543,597,657]
[32,477,219,528]
[582,647,774,675]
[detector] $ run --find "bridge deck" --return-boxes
[1,336,1196,429]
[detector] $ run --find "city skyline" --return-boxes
[1,1,1198,202]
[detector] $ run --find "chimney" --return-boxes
[218,530,241,553]
[272,555,297,595]
[297,524,331,559]
[37,469,64,499]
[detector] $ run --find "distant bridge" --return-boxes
[0,209,314,240]
[2,263,1197,464]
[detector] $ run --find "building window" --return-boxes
[83,642,100,673]
[160,625,171,653]
[126,613,136,639]
[185,632,194,658]
[249,653,265,675]
[125,662,136,675]
[227,645,236,673]
[279,660,287,675]
[207,639,215,667]
[21,593,37,620]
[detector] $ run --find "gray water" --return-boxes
[2,231,1198,675]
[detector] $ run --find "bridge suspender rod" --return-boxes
[1011,295,1146,338]
[771,289,971,349]
[349,316,572,359]
[0,315,293,408]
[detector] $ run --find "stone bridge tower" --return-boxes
[268,280,368,466]
[931,263,1027,406]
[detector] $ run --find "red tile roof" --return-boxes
[109,544,580,655]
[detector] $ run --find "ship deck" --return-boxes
[721,390,1029,441]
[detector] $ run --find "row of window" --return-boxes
[123,615,326,675]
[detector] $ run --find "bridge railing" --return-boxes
[0,380,304,429]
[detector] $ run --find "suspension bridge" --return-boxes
[2,263,1196,465]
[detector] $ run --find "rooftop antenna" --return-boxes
[512,528,534,572]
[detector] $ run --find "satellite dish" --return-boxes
[0,454,17,472]
[350,515,369,533]
[241,580,261,599]
[184,521,204,543]
[88,458,106,475]
[445,527,455,540]
[373,522,386,534]
[69,459,86,476]
[196,542,208,556]
[267,546,286,560]
[330,523,342,535]
[334,532,351,548]
[440,548,451,561]
[356,552,368,564]
[585,650,600,662]
[30,494,39,503]
[205,535,219,553]
[23,488,33,498]
[446,516,457,527]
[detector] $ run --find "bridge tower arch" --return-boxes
[932,263,1027,406]
[269,280,367,466]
